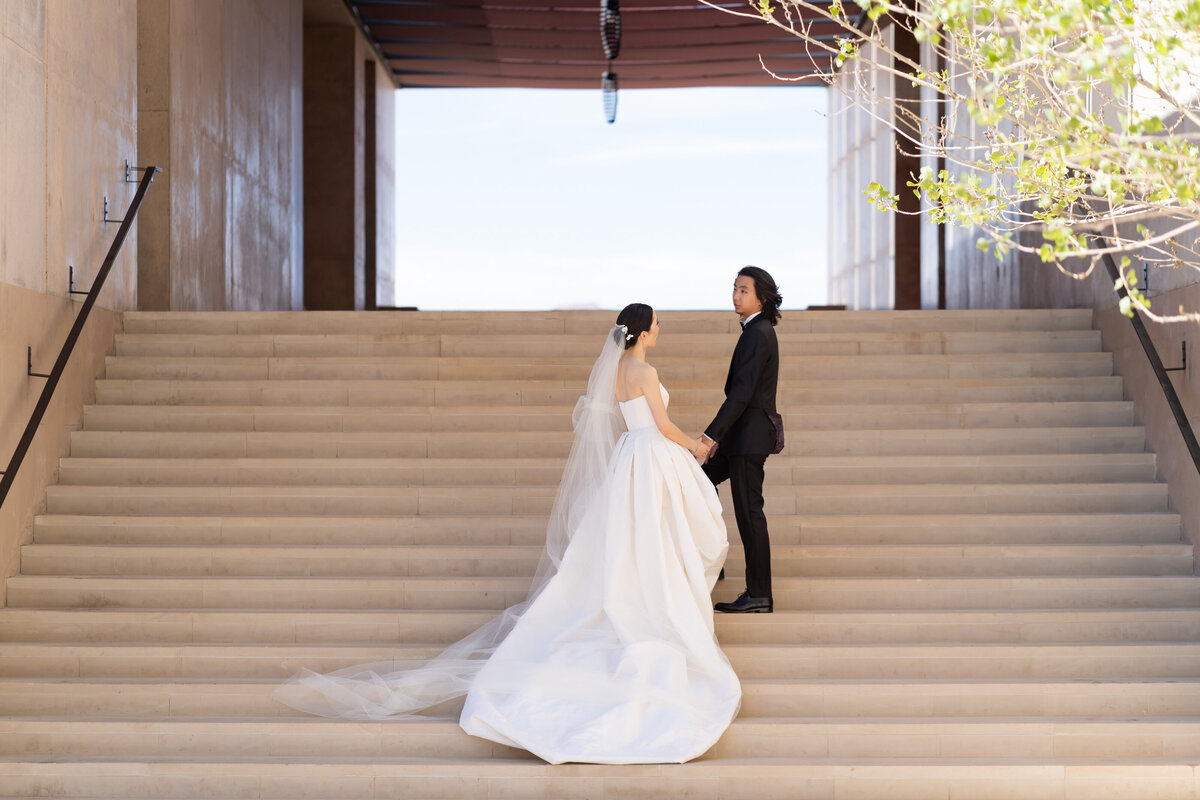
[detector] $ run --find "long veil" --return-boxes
[273,324,629,719]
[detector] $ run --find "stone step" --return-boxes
[68,426,1149,459]
[42,482,1169,517]
[1,678,1197,719]
[1,642,1198,681]
[54,453,1159,488]
[83,399,1137,433]
[742,679,1200,718]
[8,575,1198,611]
[113,328,1104,358]
[32,513,1182,547]
[2,758,1197,800]
[82,377,1129,422]
[121,308,1097,336]
[93,371,1125,410]
[3,608,1198,645]
[19,306,1198,793]
[18,542,1193,578]
[101,352,1114,383]
[0,715,1197,761]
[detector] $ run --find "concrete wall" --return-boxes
[137,0,305,311]
[2,0,398,600]
[1,0,137,600]
[2,0,139,308]
[302,27,395,310]
[371,57,395,309]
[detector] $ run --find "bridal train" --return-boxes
[276,319,740,764]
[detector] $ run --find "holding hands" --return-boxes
[691,435,716,463]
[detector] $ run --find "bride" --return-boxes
[275,303,742,764]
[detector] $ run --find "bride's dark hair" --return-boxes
[615,303,654,349]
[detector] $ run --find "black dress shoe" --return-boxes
[718,567,725,581]
[714,590,772,613]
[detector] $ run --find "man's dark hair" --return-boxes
[738,266,782,326]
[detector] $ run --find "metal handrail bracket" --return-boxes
[0,166,161,509]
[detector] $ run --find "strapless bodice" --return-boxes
[618,383,668,431]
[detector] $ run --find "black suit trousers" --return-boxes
[703,450,772,600]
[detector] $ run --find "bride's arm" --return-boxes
[638,368,707,456]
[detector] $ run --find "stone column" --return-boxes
[303,26,364,310]
[136,0,172,310]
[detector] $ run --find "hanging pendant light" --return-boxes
[601,0,621,60]
[599,0,621,124]
[602,69,618,124]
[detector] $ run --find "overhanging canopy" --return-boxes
[346,0,851,88]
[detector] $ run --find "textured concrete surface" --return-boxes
[1,0,138,309]
[0,281,120,603]
[1,0,138,595]
[137,0,305,312]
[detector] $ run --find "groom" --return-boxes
[699,266,782,614]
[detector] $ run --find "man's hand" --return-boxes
[697,434,717,464]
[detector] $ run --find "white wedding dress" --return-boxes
[459,383,741,763]
[275,326,740,764]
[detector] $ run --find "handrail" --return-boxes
[0,166,161,510]
[1101,246,1200,477]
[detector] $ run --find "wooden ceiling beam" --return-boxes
[389,54,830,79]
[348,0,846,88]
[368,22,845,48]
[360,5,819,29]
[379,37,837,61]
[393,71,828,89]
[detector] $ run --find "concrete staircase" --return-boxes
[2,309,1198,799]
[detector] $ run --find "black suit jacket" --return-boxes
[704,314,780,456]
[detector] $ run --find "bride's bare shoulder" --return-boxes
[615,359,657,401]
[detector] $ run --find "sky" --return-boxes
[393,86,829,312]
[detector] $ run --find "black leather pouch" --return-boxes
[767,411,784,455]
